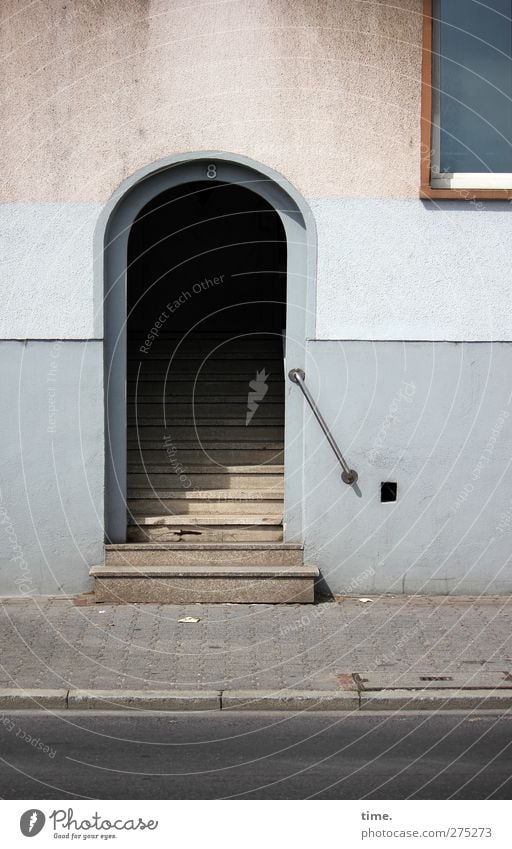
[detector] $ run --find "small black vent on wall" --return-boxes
[381,482,397,502]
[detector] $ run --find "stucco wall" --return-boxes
[312,199,512,341]
[1,0,421,202]
[0,203,101,339]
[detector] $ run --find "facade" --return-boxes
[1,0,511,598]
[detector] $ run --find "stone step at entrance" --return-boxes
[128,351,283,361]
[127,425,284,441]
[127,360,282,375]
[91,544,317,603]
[95,331,315,603]
[128,335,284,349]
[127,514,284,543]
[127,402,285,418]
[127,447,284,465]
[127,469,284,489]
[127,489,283,515]
[127,443,283,471]
[91,564,318,604]
[104,542,304,567]
[127,381,285,397]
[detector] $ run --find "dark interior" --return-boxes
[127,181,287,335]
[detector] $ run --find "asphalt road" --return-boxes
[0,712,510,799]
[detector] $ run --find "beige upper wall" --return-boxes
[1,0,422,201]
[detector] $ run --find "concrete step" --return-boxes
[128,426,284,441]
[127,464,284,474]
[129,422,283,432]
[128,418,283,428]
[91,563,318,604]
[129,351,282,361]
[128,361,283,375]
[127,447,284,464]
[128,350,284,361]
[127,402,284,419]
[129,514,283,526]
[128,392,284,402]
[127,472,284,489]
[128,514,283,543]
[127,333,283,342]
[127,490,283,515]
[128,373,283,383]
[127,381,284,397]
[128,333,282,344]
[127,524,283,543]
[104,542,303,567]
[128,394,284,404]
[128,331,280,339]
[128,329,280,335]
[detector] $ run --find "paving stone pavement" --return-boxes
[0,597,511,692]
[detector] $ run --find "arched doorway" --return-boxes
[100,153,316,562]
[127,180,286,543]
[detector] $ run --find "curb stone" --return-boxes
[221,689,359,711]
[0,688,510,712]
[67,690,221,711]
[0,689,68,710]
[360,689,512,711]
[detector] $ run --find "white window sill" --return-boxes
[431,173,512,190]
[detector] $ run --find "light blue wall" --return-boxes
[0,341,103,595]
[298,341,512,594]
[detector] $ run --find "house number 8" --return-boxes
[206,164,217,179]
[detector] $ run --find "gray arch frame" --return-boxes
[95,152,317,543]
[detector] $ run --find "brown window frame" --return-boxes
[420,0,512,200]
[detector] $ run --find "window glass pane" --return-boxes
[435,0,512,173]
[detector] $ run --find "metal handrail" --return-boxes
[288,368,358,485]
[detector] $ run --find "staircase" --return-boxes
[92,331,318,603]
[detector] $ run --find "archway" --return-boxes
[99,153,316,545]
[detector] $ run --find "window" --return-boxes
[422,0,512,197]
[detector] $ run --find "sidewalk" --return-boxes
[1,596,511,710]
